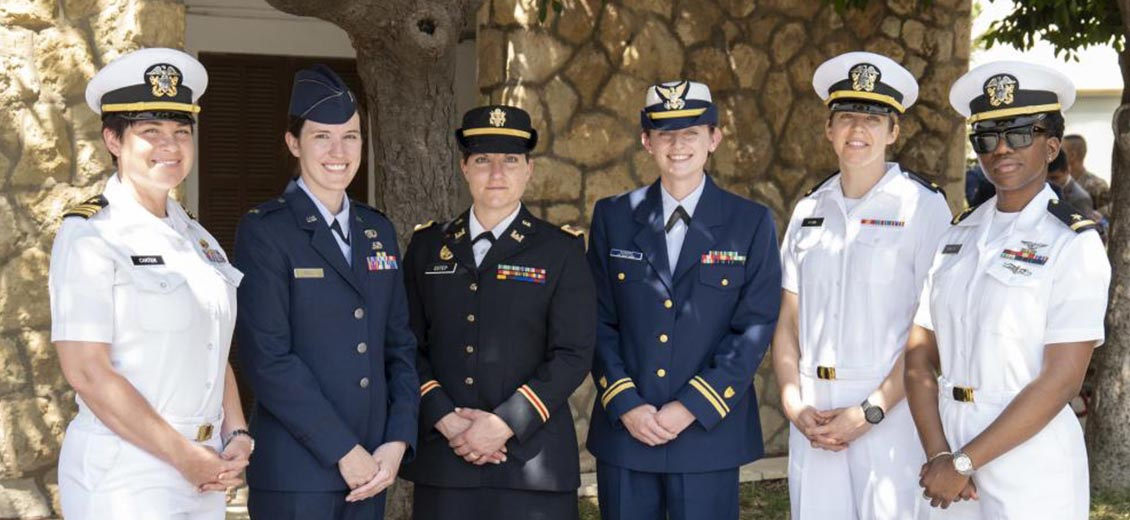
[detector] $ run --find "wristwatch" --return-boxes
[952,450,975,476]
[860,398,885,424]
[225,429,255,454]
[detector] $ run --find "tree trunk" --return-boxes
[263,1,483,517]
[1084,4,1130,488]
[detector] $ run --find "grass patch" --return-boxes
[1093,489,1130,520]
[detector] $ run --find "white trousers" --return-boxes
[789,373,925,520]
[58,419,226,520]
[917,388,1088,520]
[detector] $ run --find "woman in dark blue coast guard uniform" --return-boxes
[233,65,418,519]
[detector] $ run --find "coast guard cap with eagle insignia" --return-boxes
[85,47,207,123]
[289,64,358,124]
[640,80,717,131]
[949,60,1075,124]
[812,51,918,115]
[455,105,538,154]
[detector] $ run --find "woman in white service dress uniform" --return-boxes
[49,47,253,519]
[906,61,1110,519]
[773,51,952,520]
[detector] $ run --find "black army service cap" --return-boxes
[289,64,358,124]
[85,47,207,124]
[455,105,538,154]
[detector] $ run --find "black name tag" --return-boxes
[801,218,824,227]
[131,255,164,266]
[425,263,458,275]
[942,244,962,255]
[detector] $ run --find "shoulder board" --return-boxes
[182,206,198,221]
[62,195,109,220]
[246,197,287,217]
[353,200,386,218]
[906,170,946,199]
[559,224,585,238]
[413,220,436,233]
[804,171,839,197]
[1047,199,1099,233]
[951,203,979,225]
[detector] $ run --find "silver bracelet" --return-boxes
[927,451,953,463]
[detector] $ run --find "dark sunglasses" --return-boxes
[969,125,1048,154]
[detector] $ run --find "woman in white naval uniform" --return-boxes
[907,61,1110,519]
[49,48,253,519]
[773,52,952,520]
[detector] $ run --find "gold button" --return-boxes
[664,299,673,309]
[465,345,475,354]
[354,308,364,319]
[659,334,669,343]
[721,278,729,287]
[357,342,367,354]
[467,314,475,323]
[656,369,667,378]
[617,272,626,281]
[359,377,370,388]
[465,377,474,385]
[469,283,478,292]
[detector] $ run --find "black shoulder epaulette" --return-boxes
[559,224,585,239]
[804,172,839,197]
[62,195,109,220]
[1047,199,1099,233]
[951,203,980,225]
[246,197,287,217]
[906,170,946,199]
[413,220,436,233]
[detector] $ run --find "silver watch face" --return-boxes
[953,452,974,474]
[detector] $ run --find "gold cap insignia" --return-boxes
[145,63,181,98]
[655,81,688,110]
[439,245,453,261]
[985,74,1017,107]
[489,108,507,127]
[849,63,880,92]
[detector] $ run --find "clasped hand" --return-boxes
[440,408,513,465]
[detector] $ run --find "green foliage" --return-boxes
[980,0,1123,60]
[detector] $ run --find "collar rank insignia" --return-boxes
[1000,243,1048,265]
[454,228,466,240]
[439,245,454,261]
[861,218,905,227]
[984,74,1017,107]
[497,264,546,284]
[489,108,507,127]
[656,81,689,110]
[367,252,399,271]
[510,229,525,243]
[305,215,318,223]
[522,219,532,228]
[701,250,746,265]
[145,63,181,97]
[849,63,880,92]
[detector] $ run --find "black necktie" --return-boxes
[665,206,690,233]
[473,231,495,244]
[330,220,350,246]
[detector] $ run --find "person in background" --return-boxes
[1062,134,1110,218]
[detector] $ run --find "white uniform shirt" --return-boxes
[781,164,952,377]
[660,176,705,272]
[914,185,1110,394]
[49,175,242,422]
[468,203,521,266]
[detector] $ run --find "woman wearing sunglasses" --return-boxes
[907,62,1110,519]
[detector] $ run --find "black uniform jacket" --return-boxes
[399,206,596,492]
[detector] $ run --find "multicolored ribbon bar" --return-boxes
[860,219,905,227]
[1000,248,1048,265]
[497,264,547,284]
[701,250,746,265]
[367,252,399,271]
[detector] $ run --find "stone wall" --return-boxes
[0,1,186,517]
[478,0,971,463]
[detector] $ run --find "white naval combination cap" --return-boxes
[812,51,919,114]
[85,47,208,121]
[948,60,1075,123]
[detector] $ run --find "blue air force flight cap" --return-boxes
[289,65,358,124]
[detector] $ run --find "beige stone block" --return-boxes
[887,0,916,16]
[499,84,546,141]
[0,336,29,396]
[43,467,60,518]
[553,112,633,168]
[34,26,97,102]
[632,148,658,185]
[492,0,545,27]
[596,73,649,123]
[69,104,113,187]
[787,49,822,94]
[477,28,505,89]
[717,0,757,17]
[32,385,75,443]
[902,19,927,55]
[687,47,733,91]
[778,98,828,168]
[634,0,673,18]
[898,134,946,180]
[0,248,51,332]
[556,0,601,45]
[63,0,100,20]
[563,43,610,107]
[526,156,582,201]
[865,37,905,63]
[0,0,55,30]
[713,93,770,179]
[545,204,581,225]
[928,27,954,61]
[770,22,805,65]
[760,71,793,137]
[749,180,785,222]
[0,477,52,518]
[544,77,578,132]
[880,16,902,39]
[20,330,62,393]
[746,16,776,47]
[904,55,927,79]
[721,20,741,45]
[597,2,638,66]
[0,397,56,477]
[674,1,720,47]
[91,0,186,64]
[760,0,820,18]
[0,54,40,107]
[0,194,28,273]
[584,163,637,221]
[506,31,570,83]
[818,31,855,59]
[841,0,885,40]
[620,18,683,81]
[730,44,769,90]
[10,103,72,188]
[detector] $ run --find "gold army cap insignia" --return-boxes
[439,245,454,261]
[489,108,507,127]
[984,74,1017,107]
[145,63,181,98]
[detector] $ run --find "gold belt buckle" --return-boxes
[195,423,214,442]
[816,366,836,380]
[952,387,975,403]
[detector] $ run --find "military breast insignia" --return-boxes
[372,241,383,250]
[367,252,399,271]
[610,248,644,261]
[701,250,746,265]
[1002,262,1032,276]
[1000,242,1048,265]
[199,239,228,263]
[364,229,378,239]
[145,63,181,97]
[984,74,1017,107]
[439,245,454,261]
[497,264,546,284]
[860,218,906,227]
[849,63,880,92]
